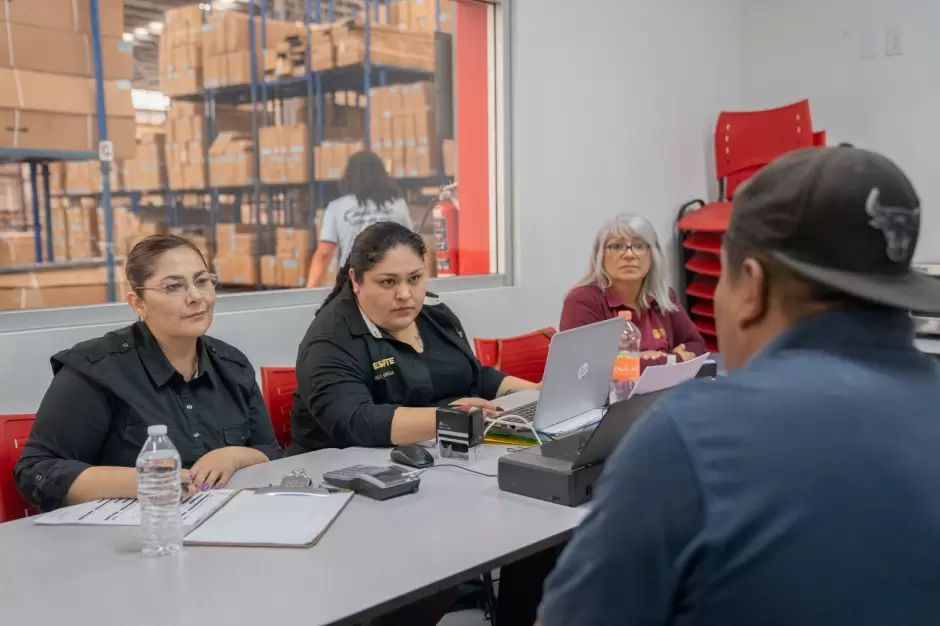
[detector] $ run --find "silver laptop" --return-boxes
[491,317,626,437]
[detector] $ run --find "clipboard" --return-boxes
[183,488,354,548]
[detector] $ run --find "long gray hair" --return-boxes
[576,214,676,312]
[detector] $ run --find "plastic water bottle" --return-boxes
[611,311,641,403]
[136,425,183,557]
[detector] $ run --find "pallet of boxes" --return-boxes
[159,5,204,97]
[202,10,306,89]
[214,224,258,286]
[0,0,137,310]
[259,228,313,289]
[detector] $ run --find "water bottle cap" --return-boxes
[147,425,168,436]
[618,310,632,321]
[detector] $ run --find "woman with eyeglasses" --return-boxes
[15,234,283,512]
[560,214,705,366]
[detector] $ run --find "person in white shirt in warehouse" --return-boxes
[307,150,413,287]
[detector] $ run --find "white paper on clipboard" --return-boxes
[183,489,354,548]
[629,353,711,397]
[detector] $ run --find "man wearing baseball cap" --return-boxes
[537,146,940,626]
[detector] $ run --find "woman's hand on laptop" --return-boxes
[641,350,665,360]
[451,398,502,414]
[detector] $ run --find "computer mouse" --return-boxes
[390,444,435,469]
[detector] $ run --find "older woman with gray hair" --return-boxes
[560,214,705,365]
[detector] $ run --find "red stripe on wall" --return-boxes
[455,0,491,275]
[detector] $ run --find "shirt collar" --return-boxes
[346,292,443,339]
[747,307,914,367]
[137,322,209,388]
[604,286,656,311]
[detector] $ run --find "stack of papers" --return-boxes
[630,353,710,397]
[34,490,234,527]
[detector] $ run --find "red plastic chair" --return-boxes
[1,414,36,523]
[474,328,556,384]
[679,99,817,233]
[260,367,296,450]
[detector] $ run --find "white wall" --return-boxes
[0,0,744,413]
[740,0,940,260]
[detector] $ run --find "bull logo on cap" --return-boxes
[865,188,919,263]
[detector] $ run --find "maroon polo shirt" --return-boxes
[560,285,707,368]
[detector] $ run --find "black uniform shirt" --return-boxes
[290,286,507,452]
[414,315,476,405]
[15,323,283,511]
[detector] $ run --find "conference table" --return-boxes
[0,445,587,626]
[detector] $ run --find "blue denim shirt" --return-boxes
[539,308,940,626]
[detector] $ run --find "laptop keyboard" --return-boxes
[496,401,537,422]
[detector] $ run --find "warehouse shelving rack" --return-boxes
[0,0,120,303]
[178,0,455,286]
[36,0,454,298]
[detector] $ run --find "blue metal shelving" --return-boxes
[184,0,452,288]
[0,1,113,297]
[37,0,454,294]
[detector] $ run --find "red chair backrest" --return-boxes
[715,99,815,197]
[474,328,556,384]
[1,414,35,523]
[260,367,296,450]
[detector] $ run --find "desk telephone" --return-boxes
[322,465,421,501]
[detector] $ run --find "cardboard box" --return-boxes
[0,0,75,31]
[260,254,278,286]
[443,139,456,177]
[278,257,307,289]
[0,26,133,81]
[0,232,36,266]
[0,264,127,311]
[76,0,125,39]
[0,70,135,157]
[214,255,257,286]
[215,223,257,256]
[203,54,224,89]
[276,227,313,260]
[224,50,259,87]
[209,132,255,187]
[283,125,310,183]
[259,126,284,183]
[406,145,437,178]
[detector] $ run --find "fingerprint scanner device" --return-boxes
[437,406,485,461]
[498,390,665,507]
[322,465,421,501]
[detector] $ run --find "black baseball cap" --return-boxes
[725,145,940,313]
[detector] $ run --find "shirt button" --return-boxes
[186,404,193,410]
[35,474,42,481]
[122,343,129,348]
[193,432,200,438]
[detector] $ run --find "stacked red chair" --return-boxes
[1,414,36,523]
[676,99,819,353]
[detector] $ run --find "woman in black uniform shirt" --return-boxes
[290,222,539,454]
[15,235,282,511]
[291,222,554,626]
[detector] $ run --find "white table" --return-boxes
[0,446,586,626]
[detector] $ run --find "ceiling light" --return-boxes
[133,26,148,38]
[148,21,163,33]
[122,32,135,42]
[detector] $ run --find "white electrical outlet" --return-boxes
[886,28,904,56]
[860,30,877,60]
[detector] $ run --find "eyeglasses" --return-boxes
[605,242,650,255]
[136,274,219,297]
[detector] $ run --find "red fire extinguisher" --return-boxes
[433,185,459,277]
